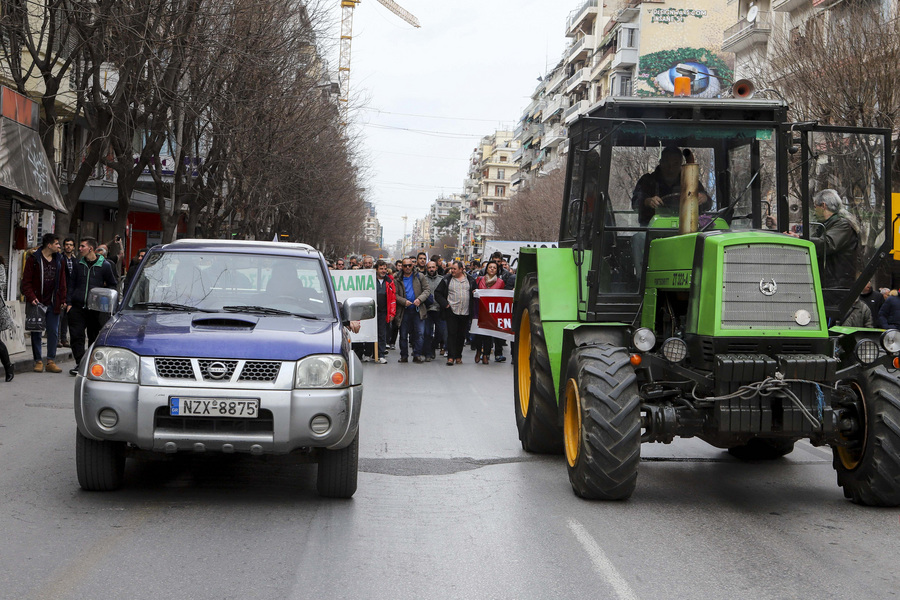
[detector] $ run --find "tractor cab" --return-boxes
[559,96,892,326]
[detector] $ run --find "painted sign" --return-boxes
[471,289,514,342]
[330,269,377,343]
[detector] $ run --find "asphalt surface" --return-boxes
[1,351,899,600]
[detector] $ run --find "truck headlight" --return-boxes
[855,339,880,365]
[88,347,140,383]
[295,355,348,389]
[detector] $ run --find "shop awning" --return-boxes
[0,116,67,213]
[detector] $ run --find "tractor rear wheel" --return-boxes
[833,366,900,506]
[563,344,641,500]
[727,439,795,461]
[512,274,563,454]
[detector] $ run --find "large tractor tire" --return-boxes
[833,366,900,506]
[317,432,359,499]
[563,344,641,500]
[512,273,563,454]
[76,430,126,491]
[727,439,795,461]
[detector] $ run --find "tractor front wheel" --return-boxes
[512,273,562,454]
[833,366,900,506]
[563,344,641,500]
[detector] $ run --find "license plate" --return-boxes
[169,397,259,418]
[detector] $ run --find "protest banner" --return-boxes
[329,269,377,343]
[470,288,514,342]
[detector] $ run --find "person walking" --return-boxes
[393,257,429,363]
[373,260,396,364]
[0,253,14,381]
[22,233,67,373]
[878,290,900,329]
[474,260,507,364]
[59,237,77,347]
[434,260,476,366]
[422,260,446,361]
[66,237,118,375]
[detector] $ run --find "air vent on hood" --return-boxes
[191,317,256,330]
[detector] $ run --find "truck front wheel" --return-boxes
[317,432,359,499]
[833,367,900,506]
[564,344,641,500]
[512,274,562,454]
[76,430,125,491]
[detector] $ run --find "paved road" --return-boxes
[1,353,899,600]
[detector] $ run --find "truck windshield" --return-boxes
[125,252,333,319]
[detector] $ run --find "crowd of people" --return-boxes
[331,250,516,367]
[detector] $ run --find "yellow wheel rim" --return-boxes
[837,380,867,471]
[564,379,582,468]
[517,309,532,418]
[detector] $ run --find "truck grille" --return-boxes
[721,244,820,330]
[154,407,275,433]
[154,358,282,382]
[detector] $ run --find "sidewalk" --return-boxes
[7,335,75,374]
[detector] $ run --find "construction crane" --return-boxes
[338,0,420,114]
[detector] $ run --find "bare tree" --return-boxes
[495,168,565,241]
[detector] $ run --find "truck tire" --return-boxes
[563,344,641,500]
[833,366,900,506]
[513,273,563,454]
[76,430,125,491]
[317,432,359,499]
[727,439,795,460]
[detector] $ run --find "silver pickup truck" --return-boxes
[74,240,374,498]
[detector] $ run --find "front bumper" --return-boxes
[74,377,362,454]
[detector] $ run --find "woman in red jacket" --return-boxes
[474,261,507,365]
[374,260,396,364]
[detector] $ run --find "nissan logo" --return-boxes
[207,361,229,379]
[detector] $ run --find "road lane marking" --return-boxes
[567,518,640,600]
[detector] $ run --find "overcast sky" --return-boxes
[324,1,579,249]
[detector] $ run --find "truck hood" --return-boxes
[97,311,338,360]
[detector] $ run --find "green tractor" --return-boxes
[513,96,900,506]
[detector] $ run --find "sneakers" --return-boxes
[376,357,387,364]
[398,357,408,363]
[495,355,507,363]
[69,367,79,376]
[425,356,433,362]
[33,360,44,373]
[413,356,425,363]
[362,356,371,362]
[45,360,62,373]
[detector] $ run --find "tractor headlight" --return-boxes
[661,338,688,363]
[633,328,656,352]
[882,329,900,354]
[88,347,140,383]
[855,339,880,365]
[295,355,348,389]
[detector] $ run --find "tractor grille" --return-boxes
[721,244,820,331]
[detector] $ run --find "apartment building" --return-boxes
[458,131,519,260]
[430,194,462,249]
[363,202,382,248]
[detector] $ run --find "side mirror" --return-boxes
[340,297,376,322]
[87,288,119,314]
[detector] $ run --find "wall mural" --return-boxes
[637,47,733,99]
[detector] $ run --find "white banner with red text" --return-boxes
[470,289,515,342]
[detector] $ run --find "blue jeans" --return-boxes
[31,309,60,361]
[423,311,446,358]
[399,308,424,359]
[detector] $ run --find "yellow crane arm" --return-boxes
[374,0,421,27]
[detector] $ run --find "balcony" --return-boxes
[564,100,589,124]
[566,0,600,36]
[530,122,545,141]
[722,11,772,53]
[512,146,524,162]
[541,125,567,149]
[546,70,567,94]
[612,47,638,69]
[565,68,590,94]
[541,95,570,123]
[566,35,595,64]
[772,0,808,11]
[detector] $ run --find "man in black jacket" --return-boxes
[66,237,118,375]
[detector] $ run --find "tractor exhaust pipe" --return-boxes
[679,149,701,235]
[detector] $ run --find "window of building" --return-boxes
[500,155,508,162]
[497,168,505,180]
[613,73,632,97]
[496,186,506,197]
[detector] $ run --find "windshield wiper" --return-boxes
[133,302,214,312]
[222,305,324,320]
